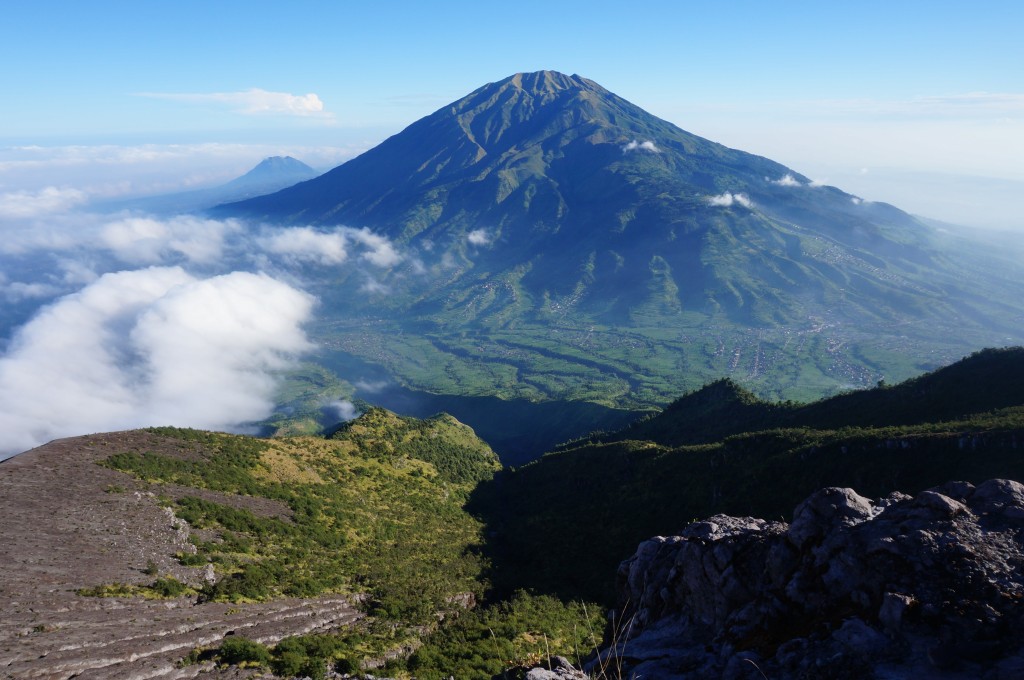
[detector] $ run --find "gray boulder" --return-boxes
[598,480,1024,679]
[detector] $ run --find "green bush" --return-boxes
[410,591,605,678]
[150,577,189,598]
[176,551,207,566]
[217,636,271,667]
[272,650,325,679]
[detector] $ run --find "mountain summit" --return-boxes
[222,155,317,191]
[222,70,808,247]
[220,71,1024,403]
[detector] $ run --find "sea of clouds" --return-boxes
[0,157,445,459]
[0,140,508,460]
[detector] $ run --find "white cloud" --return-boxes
[408,257,427,275]
[466,228,491,246]
[258,225,402,268]
[100,215,239,264]
[2,281,60,302]
[0,187,87,218]
[0,268,314,458]
[326,399,360,422]
[138,89,332,118]
[348,227,402,267]
[0,211,242,264]
[622,139,661,153]
[57,259,99,285]
[259,226,349,265]
[354,379,389,393]
[0,219,82,255]
[707,192,752,208]
[1,213,404,311]
[770,174,801,187]
[359,276,390,295]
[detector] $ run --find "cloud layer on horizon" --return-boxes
[0,143,363,204]
[0,187,88,218]
[137,89,332,119]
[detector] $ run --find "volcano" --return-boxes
[220,71,1024,404]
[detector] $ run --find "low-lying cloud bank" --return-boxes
[0,214,404,300]
[0,184,428,458]
[0,143,362,205]
[0,268,314,458]
[0,175,495,458]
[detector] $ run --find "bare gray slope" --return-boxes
[0,433,361,680]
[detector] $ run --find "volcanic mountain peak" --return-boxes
[441,70,668,157]
[217,72,1024,404]
[217,69,756,234]
[219,155,315,188]
[463,70,605,105]
[238,155,316,179]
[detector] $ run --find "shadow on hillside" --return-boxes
[466,348,1024,605]
[467,424,1024,606]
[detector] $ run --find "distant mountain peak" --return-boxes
[220,155,318,194]
[241,155,316,179]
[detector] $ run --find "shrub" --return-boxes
[218,636,271,667]
[150,577,189,598]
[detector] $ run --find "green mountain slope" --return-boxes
[221,71,1024,407]
[102,411,498,623]
[597,347,1024,447]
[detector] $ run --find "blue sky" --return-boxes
[1,0,1023,227]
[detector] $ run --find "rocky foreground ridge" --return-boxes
[585,479,1024,679]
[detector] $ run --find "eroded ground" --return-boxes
[0,432,362,680]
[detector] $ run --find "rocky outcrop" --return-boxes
[600,480,1024,679]
[525,655,589,680]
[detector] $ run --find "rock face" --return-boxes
[601,480,1024,679]
[525,655,589,680]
